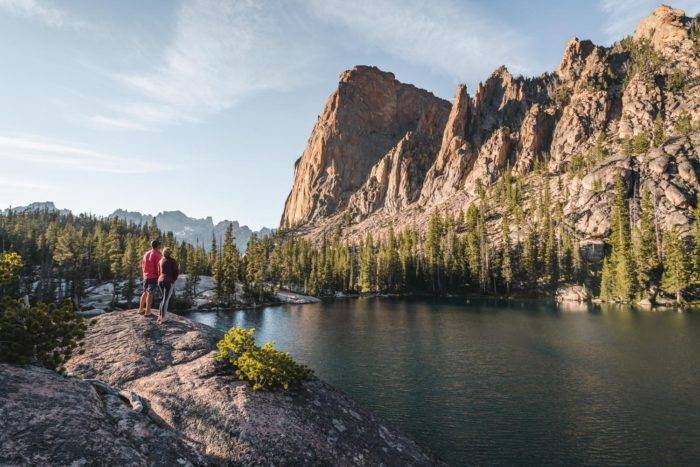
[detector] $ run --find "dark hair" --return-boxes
[151,239,161,249]
[163,247,172,258]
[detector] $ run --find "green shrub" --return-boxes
[553,87,571,108]
[674,111,693,135]
[665,72,685,93]
[0,251,22,286]
[0,251,86,372]
[216,327,313,391]
[621,37,663,89]
[0,299,85,371]
[567,153,586,178]
[632,133,650,154]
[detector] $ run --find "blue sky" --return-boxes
[1,0,698,229]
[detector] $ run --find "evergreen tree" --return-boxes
[217,223,240,305]
[608,174,636,301]
[693,203,700,284]
[425,211,444,293]
[120,235,139,304]
[662,227,690,304]
[358,233,375,293]
[500,213,513,293]
[635,189,660,292]
[599,256,614,300]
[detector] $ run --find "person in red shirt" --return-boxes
[157,247,179,324]
[138,239,162,315]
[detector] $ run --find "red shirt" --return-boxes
[141,249,162,279]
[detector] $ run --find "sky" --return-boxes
[1,0,698,229]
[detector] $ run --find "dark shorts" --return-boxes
[143,278,158,293]
[159,280,172,295]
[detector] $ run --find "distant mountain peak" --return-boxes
[108,208,271,252]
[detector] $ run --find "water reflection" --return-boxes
[179,298,700,466]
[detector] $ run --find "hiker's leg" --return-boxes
[138,280,147,313]
[158,282,173,323]
[146,291,154,313]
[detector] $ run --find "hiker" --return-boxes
[138,239,162,315]
[157,247,179,324]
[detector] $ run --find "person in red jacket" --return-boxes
[157,247,179,324]
[138,239,162,316]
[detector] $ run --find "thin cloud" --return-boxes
[0,0,85,29]
[599,0,700,43]
[86,115,152,132]
[94,0,324,130]
[305,0,537,82]
[0,134,166,174]
[0,176,54,190]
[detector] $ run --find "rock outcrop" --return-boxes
[0,363,205,466]
[280,66,450,228]
[280,6,700,251]
[47,311,441,465]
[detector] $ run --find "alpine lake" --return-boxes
[179,297,700,466]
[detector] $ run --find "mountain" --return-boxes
[109,209,272,252]
[1,202,270,252]
[4,201,71,216]
[281,6,700,257]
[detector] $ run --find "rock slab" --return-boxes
[61,310,442,466]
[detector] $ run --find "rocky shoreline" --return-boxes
[1,310,442,466]
[79,274,320,317]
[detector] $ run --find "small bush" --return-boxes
[567,153,586,178]
[0,251,86,372]
[553,87,571,108]
[674,112,693,135]
[632,133,650,154]
[216,327,313,391]
[0,299,85,371]
[665,72,685,93]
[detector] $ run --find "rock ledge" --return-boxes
[3,310,441,466]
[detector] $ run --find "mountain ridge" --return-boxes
[3,202,271,252]
[280,5,700,254]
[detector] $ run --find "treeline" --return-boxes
[2,170,699,308]
[250,172,699,303]
[0,210,209,306]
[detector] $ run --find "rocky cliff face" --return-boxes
[23,311,441,465]
[280,66,451,228]
[281,6,700,249]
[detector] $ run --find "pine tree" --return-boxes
[358,233,375,293]
[464,205,480,287]
[106,219,122,280]
[120,235,139,304]
[693,203,700,284]
[599,257,614,300]
[541,178,558,286]
[217,223,240,305]
[608,174,636,301]
[635,189,660,292]
[500,213,513,293]
[662,227,690,304]
[425,211,444,293]
[520,224,537,286]
[477,204,491,293]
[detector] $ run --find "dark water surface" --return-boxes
[179,297,700,466]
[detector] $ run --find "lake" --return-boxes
[179,297,700,466]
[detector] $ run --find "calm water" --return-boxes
[179,298,700,466]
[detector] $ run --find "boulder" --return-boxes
[555,284,591,302]
[63,311,441,466]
